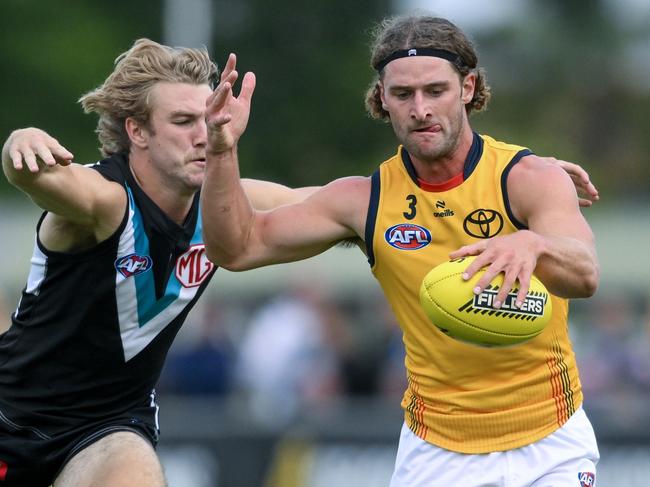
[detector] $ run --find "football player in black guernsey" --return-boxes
[0,39,315,487]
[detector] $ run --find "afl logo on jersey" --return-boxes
[385,223,431,250]
[115,253,153,278]
[176,244,215,288]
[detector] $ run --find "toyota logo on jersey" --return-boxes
[175,244,215,288]
[385,223,432,250]
[115,253,153,278]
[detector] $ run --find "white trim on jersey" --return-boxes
[115,205,200,362]
[25,237,47,296]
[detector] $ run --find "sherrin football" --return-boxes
[419,256,552,347]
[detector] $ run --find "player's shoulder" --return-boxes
[507,154,578,219]
[480,133,529,154]
[510,154,572,187]
[87,152,130,185]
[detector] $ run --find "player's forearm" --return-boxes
[2,144,60,211]
[535,234,599,298]
[202,147,256,268]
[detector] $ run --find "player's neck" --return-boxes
[129,152,195,225]
[410,126,474,184]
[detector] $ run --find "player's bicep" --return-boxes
[241,177,366,268]
[253,197,350,261]
[242,178,320,210]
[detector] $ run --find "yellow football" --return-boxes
[419,256,552,347]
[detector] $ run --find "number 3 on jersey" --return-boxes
[403,194,417,220]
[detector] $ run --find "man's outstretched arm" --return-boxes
[201,54,365,270]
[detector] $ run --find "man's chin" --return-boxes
[404,143,447,163]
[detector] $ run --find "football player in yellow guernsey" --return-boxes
[202,15,601,487]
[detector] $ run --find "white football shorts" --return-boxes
[390,406,599,487]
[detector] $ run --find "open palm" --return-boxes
[205,53,256,153]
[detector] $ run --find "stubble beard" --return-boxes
[400,105,465,164]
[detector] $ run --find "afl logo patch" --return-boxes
[578,472,595,487]
[115,253,152,278]
[176,244,215,288]
[385,223,431,250]
[463,209,504,238]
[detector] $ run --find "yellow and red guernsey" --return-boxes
[366,133,581,453]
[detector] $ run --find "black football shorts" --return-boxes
[0,405,158,487]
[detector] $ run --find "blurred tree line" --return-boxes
[1,0,648,198]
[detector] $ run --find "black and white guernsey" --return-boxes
[0,153,216,435]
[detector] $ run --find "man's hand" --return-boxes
[449,230,544,309]
[543,157,599,207]
[205,53,256,154]
[2,128,74,173]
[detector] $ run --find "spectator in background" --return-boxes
[236,283,346,425]
[336,295,407,399]
[159,297,235,396]
[579,295,649,396]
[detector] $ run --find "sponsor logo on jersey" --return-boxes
[434,200,455,218]
[385,223,431,250]
[175,244,215,288]
[458,284,547,319]
[463,208,503,238]
[115,253,153,278]
[578,472,595,487]
[0,459,8,481]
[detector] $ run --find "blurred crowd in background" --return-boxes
[4,282,641,429]
[159,289,650,427]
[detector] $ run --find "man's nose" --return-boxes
[410,92,431,121]
[195,119,208,145]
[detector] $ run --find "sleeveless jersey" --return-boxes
[366,133,582,453]
[0,153,216,435]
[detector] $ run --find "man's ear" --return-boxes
[461,72,476,105]
[125,117,149,149]
[379,81,388,111]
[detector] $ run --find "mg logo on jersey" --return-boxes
[385,223,431,250]
[578,472,595,487]
[175,244,215,288]
[115,253,153,278]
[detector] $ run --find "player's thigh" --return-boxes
[53,431,165,487]
[521,408,599,487]
[389,422,504,487]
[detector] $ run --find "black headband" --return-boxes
[375,48,465,72]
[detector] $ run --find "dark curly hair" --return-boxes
[365,15,491,120]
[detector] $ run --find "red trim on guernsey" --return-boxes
[418,172,464,192]
[0,460,7,481]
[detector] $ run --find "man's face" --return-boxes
[142,82,213,193]
[380,56,474,163]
